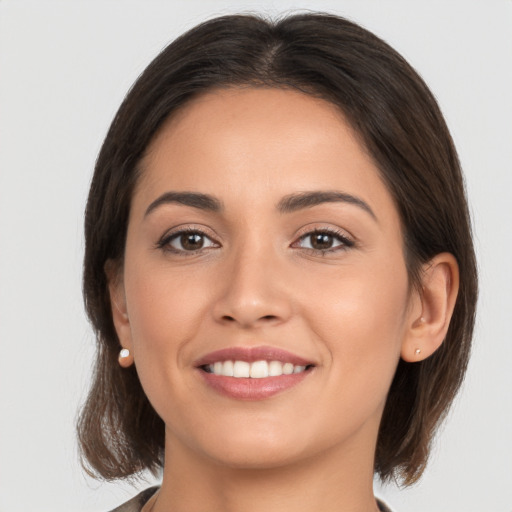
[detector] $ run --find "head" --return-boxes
[78,12,477,485]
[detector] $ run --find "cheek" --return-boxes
[302,256,410,391]
[288,257,410,445]
[125,261,210,354]
[305,250,408,324]
[122,256,215,411]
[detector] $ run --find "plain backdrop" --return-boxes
[1,1,511,511]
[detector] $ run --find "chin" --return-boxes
[178,417,312,470]
[206,441,306,470]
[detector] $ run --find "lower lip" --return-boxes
[199,369,311,400]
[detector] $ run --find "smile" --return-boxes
[204,360,308,378]
[195,346,315,400]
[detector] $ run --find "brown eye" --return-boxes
[310,233,335,250]
[295,229,353,253]
[161,230,218,253]
[180,233,205,250]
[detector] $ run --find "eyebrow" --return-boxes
[145,191,223,217]
[277,191,377,220]
[144,190,376,221]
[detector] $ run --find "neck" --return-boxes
[152,428,381,512]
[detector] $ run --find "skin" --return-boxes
[110,88,459,512]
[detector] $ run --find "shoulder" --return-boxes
[108,487,160,512]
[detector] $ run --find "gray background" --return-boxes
[1,1,511,511]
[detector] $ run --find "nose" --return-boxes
[212,242,293,329]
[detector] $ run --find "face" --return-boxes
[113,88,415,470]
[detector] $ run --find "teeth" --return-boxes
[233,361,250,378]
[250,360,268,378]
[222,360,234,377]
[206,360,309,378]
[268,360,283,376]
[283,363,294,375]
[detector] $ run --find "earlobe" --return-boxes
[105,259,134,366]
[401,253,459,362]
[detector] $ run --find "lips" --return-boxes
[195,346,315,400]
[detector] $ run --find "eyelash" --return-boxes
[156,227,355,256]
[293,227,355,255]
[156,227,219,255]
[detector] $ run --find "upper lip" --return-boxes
[194,346,315,367]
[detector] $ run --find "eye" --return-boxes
[293,229,354,253]
[158,229,219,254]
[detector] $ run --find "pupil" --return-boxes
[312,233,333,250]
[181,233,203,250]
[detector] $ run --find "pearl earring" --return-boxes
[118,348,134,367]
[415,348,421,355]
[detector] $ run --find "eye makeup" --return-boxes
[155,223,356,258]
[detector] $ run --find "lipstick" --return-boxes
[195,346,315,400]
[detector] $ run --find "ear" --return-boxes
[401,253,459,362]
[105,259,134,368]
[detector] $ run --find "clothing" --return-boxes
[108,486,394,512]
[109,487,159,512]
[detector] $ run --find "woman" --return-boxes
[78,12,477,512]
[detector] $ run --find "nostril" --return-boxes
[221,314,278,323]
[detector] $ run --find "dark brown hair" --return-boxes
[78,12,477,485]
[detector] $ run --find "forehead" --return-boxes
[135,87,395,219]
[142,86,366,174]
